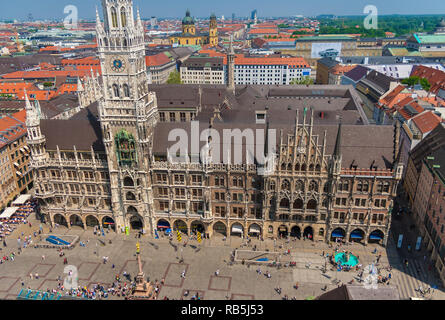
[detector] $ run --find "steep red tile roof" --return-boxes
[412,111,441,134]
[145,53,172,67]
[411,65,445,94]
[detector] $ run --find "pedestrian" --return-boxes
[42,255,45,261]
[215,269,220,276]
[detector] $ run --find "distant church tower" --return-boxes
[96,0,159,234]
[209,13,218,46]
[227,35,235,94]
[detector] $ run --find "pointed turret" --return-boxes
[333,122,342,159]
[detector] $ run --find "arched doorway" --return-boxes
[69,214,83,228]
[53,214,67,227]
[248,223,261,238]
[349,229,365,243]
[213,222,227,237]
[369,230,384,244]
[102,216,115,231]
[174,220,188,235]
[157,219,170,230]
[230,223,244,237]
[86,215,99,228]
[303,226,313,240]
[129,215,143,230]
[191,221,205,234]
[290,226,301,239]
[331,227,346,242]
[278,224,288,238]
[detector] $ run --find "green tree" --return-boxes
[167,70,182,84]
[290,76,314,85]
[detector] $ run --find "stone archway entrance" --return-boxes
[129,215,143,230]
[213,222,227,237]
[248,224,261,238]
[86,215,99,228]
[102,216,115,231]
[331,227,346,242]
[174,220,188,235]
[53,214,67,227]
[369,230,384,244]
[190,221,205,234]
[69,214,84,229]
[278,224,288,238]
[290,226,301,239]
[303,226,314,240]
[350,229,365,243]
[230,223,244,237]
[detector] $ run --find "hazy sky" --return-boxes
[2,0,445,20]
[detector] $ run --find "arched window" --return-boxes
[121,7,127,27]
[123,84,130,97]
[281,179,290,191]
[126,192,136,200]
[113,84,120,98]
[323,182,329,193]
[111,7,118,28]
[295,180,304,192]
[287,163,292,171]
[301,164,307,171]
[279,198,290,209]
[307,199,317,210]
[309,180,318,192]
[115,130,137,166]
[123,177,134,187]
[293,198,303,209]
[104,37,108,47]
[295,163,300,171]
[123,38,128,47]
[269,181,276,191]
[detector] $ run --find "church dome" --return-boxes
[182,9,195,25]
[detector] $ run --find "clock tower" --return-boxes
[96,0,158,234]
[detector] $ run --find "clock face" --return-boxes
[111,57,126,72]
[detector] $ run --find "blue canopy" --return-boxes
[332,231,344,238]
[369,234,383,240]
[350,231,363,239]
[158,221,170,228]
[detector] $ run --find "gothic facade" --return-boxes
[27,0,402,246]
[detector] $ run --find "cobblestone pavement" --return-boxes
[0,214,444,300]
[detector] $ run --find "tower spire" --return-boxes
[333,122,342,159]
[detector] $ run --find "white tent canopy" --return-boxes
[0,207,19,219]
[249,224,261,233]
[12,194,32,206]
[231,224,243,234]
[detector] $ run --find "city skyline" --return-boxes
[2,0,445,20]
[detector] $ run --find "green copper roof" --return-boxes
[414,34,445,44]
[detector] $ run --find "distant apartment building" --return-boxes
[181,52,311,85]
[146,52,177,84]
[0,109,33,211]
[180,56,225,84]
[233,55,311,85]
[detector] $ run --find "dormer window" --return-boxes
[255,111,266,124]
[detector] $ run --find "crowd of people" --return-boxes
[0,200,38,240]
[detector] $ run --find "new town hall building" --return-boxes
[27,0,402,246]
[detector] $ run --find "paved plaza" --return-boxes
[1,214,445,300]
